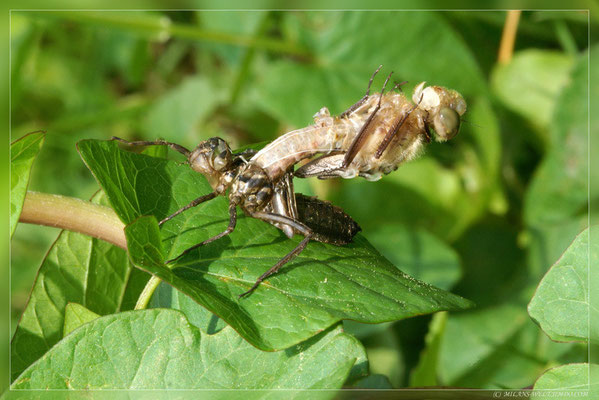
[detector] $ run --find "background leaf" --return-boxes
[533,363,598,391]
[528,228,596,343]
[151,282,227,335]
[409,312,447,387]
[524,48,592,279]
[491,49,574,135]
[9,9,594,391]
[10,131,45,237]
[12,309,364,391]
[63,303,100,336]
[142,76,222,143]
[365,225,461,291]
[10,192,147,380]
[254,11,484,127]
[351,374,393,389]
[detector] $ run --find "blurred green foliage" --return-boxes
[9,9,595,391]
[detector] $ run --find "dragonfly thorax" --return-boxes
[230,164,274,213]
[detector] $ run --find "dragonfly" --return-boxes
[112,137,361,297]
[113,66,465,296]
[250,65,467,182]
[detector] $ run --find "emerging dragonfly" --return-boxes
[112,137,361,297]
[113,66,465,297]
[251,65,467,182]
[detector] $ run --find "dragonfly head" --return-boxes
[188,137,233,189]
[413,82,467,142]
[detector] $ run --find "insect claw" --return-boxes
[238,285,258,299]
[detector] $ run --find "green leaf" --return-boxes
[352,374,393,389]
[524,49,588,225]
[524,48,592,279]
[151,281,227,335]
[533,363,598,391]
[10,131,45,237]
[199,11,266,65]
[10,192,132,381]
[124,215,164,265]
[365,225,461,290]
[528,228,595,343]
[491,49,574,133]
[342,320,393,341]
[120,266,151,311]
[12,309,363,390]
[438,302,531,387]
[79,139,473,351]
[410,312,447,387]
[345,339,369,384]
[141,141,169,158]
[142,76,222,142]
[361,329,404,388]
[63,303,100,336]
[436,300,585,389]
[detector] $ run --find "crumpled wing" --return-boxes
[294,153,346,179]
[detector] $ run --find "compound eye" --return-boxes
[214,138,227,152]
[213,150,230,170]
[212,138,231,171]
[435,107,460,141]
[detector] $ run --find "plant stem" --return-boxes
[498,10,521,64]
[19,191,127,249]
[135,275,162,310]
[26,11,311,59]
[20,191,165,310]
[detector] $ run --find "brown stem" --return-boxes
[19,191,126,249]
[498,10,521,64]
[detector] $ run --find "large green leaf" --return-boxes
[10,192,142,381]
[438,302,540,388]
[365,225,461,291]
[528,228,596,343]
[78,139,472,351]
[63,302,100,336]
[151,281,227,334]
[491,49,574,135]
[410,312,447,387]
[524,48,592,279]
[11,309,362,391]
[533,363,598,392]
[10,131,45,237]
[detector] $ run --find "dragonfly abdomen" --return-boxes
[295,193,361,245]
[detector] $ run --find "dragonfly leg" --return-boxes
[339,65,383,118]
[239,212,313,298]
[392,80,408,92]
[341,70,393,168]
[159,192,218,225]
[111,136,191,157]
[374,92,424,159]
[165,201,237,264]
[232,148,258,160]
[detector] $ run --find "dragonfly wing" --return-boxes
[294,153,346,178]
[268,172,298,238]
